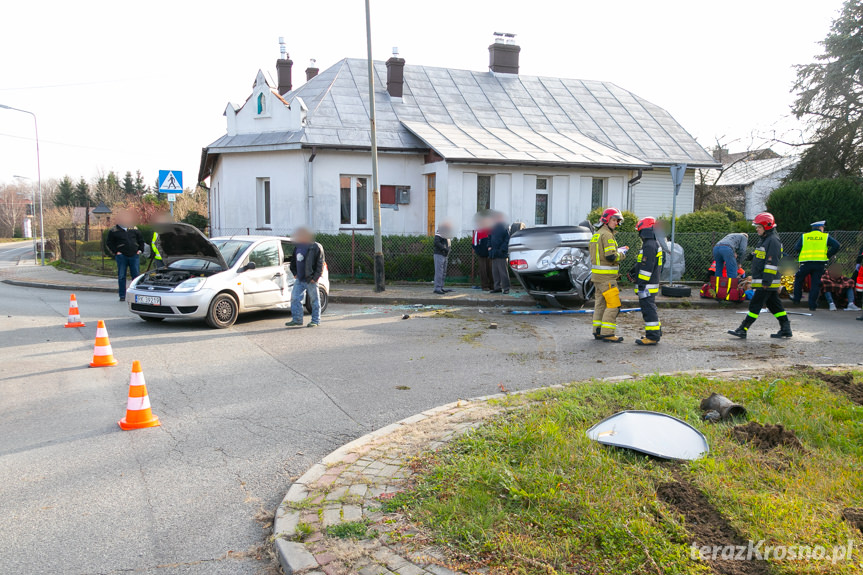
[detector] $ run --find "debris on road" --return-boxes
[586,410,709,460]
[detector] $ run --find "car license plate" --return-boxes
[135,295,161,305]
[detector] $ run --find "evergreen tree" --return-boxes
[122,171,136,196]
[789,0,863,180]
[73,178,90,207]
[53,176,74,207]
[134,170,147,195]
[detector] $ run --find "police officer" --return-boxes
[633,217,662,345]
[590,208,629,342]
[728,212,792,339]
[792,220,840,310]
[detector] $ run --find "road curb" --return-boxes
[272,363,859,575]
[2,278,116,293]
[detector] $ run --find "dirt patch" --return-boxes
[657,480,768,575]
[842,508,863,535]
[796,366,863,404]
[730,421,804,451]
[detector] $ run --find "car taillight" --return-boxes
[510,259,528,270]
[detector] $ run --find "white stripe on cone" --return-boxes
[93,345,113,356]
[95,328,109,338]
[69,314,81,321]
[130,372,145,386]
[126,395,151,411]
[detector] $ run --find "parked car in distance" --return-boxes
[507,222,595,308]
[126,223,329,328]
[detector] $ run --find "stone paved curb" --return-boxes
[272,363,860,575]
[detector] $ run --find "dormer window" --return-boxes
[257,93,267,115]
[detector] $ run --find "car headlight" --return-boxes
[174,277,206,292]
[551,248,574,267]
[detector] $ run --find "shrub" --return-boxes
[674,210,734,234]
[181,211,209,231]
[766,178,863,232]
[586,207,638,232]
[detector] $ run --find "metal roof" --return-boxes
[206,58,719,167]
[705,156,799,186]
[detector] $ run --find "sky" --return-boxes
[0,0,846,188]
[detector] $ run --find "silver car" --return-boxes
[126,223,330,328]
[507,222,595,307]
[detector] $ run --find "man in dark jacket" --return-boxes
[489,212,511,293]
[728,212,791,339]
[286,227,326,327]
[433,222,453,295]
[633,217,663,345]
[105,210,145,302]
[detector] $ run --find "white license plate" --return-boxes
[135,295,161,305]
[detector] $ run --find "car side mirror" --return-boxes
[243,261,257,271]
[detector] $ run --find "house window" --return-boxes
[477,175,492,212]
[340,175,370,227]
[591,178,606,210]
[535,177,549,225]
[256,178,271,228]
[257,93,266,115]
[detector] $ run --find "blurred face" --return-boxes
[293,228,312,243]
[116,211,131,227]
[828,264,842,277]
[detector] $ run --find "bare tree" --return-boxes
[0,183,30,238]
[694,133,780,211]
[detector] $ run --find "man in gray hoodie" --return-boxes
[712,232,748,279]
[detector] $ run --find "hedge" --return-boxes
[766,178,863,232]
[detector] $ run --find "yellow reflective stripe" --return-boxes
[645,325,661,331]
[637,272,651,281]
[592,268,618,274]
[601,322,617,328]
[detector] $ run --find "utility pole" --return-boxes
[365,0,385,292]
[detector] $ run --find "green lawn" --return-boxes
[393,370,863,574]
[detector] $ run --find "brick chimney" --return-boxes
[276,37,293,94]
[305,59,319,82]
[386,47,405,98]
[488,32,520,74]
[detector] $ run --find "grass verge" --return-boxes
[394,370,863,574]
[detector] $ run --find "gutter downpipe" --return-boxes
[626,169,643,212]
[306,146,317,226]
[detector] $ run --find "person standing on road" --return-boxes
[433,222,453,295]
[472,213,493,291]
[792,220,841,311]
[149,213,172,269]
[728,212,792,339]
[106,210,145,302]
[489,212,511,294]
[590,208,629,342]
[285,227,325,328]
[712,232,748,280]
[633,217,663,346]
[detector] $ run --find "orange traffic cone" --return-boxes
[89,320,118,367]
[119,360,161,430]
[64,294,86,328]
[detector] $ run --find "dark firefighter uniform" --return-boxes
[729,223,791,339]
[633,223,663,345]
[590,223,624,339]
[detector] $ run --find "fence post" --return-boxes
[351,229,356,279]
[471,250,475,285]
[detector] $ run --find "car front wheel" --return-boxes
[207,293,239,328]
[305,286,328,314]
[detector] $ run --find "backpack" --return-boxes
[713,276,746,302]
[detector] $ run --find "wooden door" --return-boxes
[426,174,436,236]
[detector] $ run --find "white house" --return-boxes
[708,156,799,220]
[199,38,719,237]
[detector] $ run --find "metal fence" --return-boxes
[59,226,863,284]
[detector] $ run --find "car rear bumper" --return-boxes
[126,288,214,319]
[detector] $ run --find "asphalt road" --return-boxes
[0,241,36,268]
[1,276,861,575]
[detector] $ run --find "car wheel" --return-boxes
[207,293,239,328]
[141,316,164,323]
[306,287,328,314]
[661,285,692,298]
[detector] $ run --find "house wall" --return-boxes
[631,168,695,218]
[210,153,699,237]
[744,167,791,220]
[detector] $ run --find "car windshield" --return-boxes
[212,239,252,267]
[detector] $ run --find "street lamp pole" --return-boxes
[1,104,45,265]
[13,174,37,264]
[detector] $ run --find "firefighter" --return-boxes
[792,220,841,310]
[590,207,629,342]
[728,212,792,339]
[633,217,662,345]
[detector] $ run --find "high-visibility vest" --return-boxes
[799,231,828,262]
[151,232,161,261]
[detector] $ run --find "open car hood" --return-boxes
[153,223,229,270]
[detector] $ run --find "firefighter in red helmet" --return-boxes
[590,208,629,342]
[633,217,662,345]
[728,212,792,339]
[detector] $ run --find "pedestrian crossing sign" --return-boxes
[158,170,183,193]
